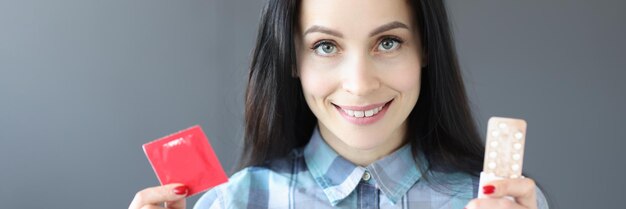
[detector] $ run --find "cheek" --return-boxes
[299,65,337,103]
[384,63,422,96]
[297,47,335,100]
[377,47,423,95]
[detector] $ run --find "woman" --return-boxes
[129,0,549,208]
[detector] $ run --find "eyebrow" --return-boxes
[302,21,410,38]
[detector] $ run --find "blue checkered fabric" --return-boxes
[194,128,549,209]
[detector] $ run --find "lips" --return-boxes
[333,100,393,125]
[338,104,384,118]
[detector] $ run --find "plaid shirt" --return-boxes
[194,128,549,209]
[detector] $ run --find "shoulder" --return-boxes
[193,167,268,209]
[415,172,549,208]
[422,171,479,199]
[193,150,306,209]
[536,185,550,209]
[423,171,550,209]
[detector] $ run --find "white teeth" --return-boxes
[341,105,385,118]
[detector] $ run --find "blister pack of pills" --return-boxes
[478,117,527,198]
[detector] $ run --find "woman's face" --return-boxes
[297,0,424,155]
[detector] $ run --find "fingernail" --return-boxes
[483,185,495,195]
[174,185,188,195]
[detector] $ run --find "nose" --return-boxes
[341,55,380,96]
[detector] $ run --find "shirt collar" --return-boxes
[303,128,423,206]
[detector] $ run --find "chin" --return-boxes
[339,131,392,150]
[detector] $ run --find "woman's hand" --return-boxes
[129,183,188,209]
[465,178,537,209]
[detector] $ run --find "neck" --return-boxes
[319,123,406,166]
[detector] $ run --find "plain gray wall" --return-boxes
[1,0,624,208]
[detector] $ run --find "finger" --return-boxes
[466,197,526,209]
[481,178,537,209]
[129,184,188,209]
[140,205,166,209]
[165,199,186,209]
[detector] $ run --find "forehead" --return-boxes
[299,0,414,33]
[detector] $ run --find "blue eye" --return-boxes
[313,41,338,56]
[377,37,402,52]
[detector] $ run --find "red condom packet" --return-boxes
[142,125,228,197]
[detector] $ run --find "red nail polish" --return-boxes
[483,185,495,194]
[174,185,188,195]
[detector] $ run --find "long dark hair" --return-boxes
[241,0,485,179]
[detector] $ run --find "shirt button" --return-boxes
[362,171,371,181]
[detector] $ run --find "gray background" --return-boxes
[0,0,623,208]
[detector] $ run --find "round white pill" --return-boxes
[491,141,499,147]
[489,151,498,158]
[512,164,520,171]
[515,132,523,139]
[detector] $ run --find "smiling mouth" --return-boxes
[333,100,393,118]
